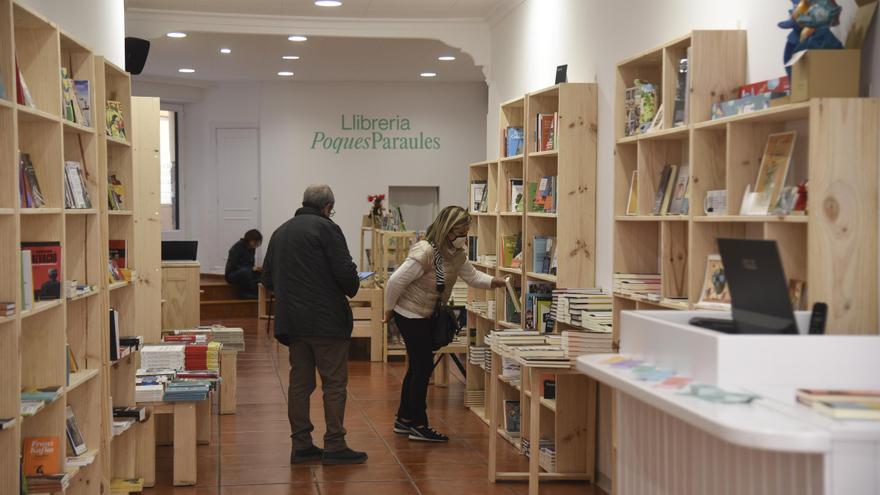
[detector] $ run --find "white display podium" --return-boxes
[576,310,880,495]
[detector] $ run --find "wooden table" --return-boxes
[137,400,201,486]
[219,349,238,414]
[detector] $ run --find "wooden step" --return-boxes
[201,283,239,301]
[200,299,257,319]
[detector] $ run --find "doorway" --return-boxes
[215,127,260,273]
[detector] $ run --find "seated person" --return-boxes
[225,229,263,299]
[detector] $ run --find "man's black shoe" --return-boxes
[291,445,324,464]
[322,448,368,465]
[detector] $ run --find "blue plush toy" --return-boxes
[779,0,843,76]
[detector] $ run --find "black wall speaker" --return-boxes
[125,37,151,75]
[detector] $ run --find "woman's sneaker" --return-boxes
[408,425,449,443]
[393,419,414,435]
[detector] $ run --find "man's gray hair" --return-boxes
[303,184,335,210]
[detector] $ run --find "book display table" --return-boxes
[136,400,201,487]
[575,310,880,495]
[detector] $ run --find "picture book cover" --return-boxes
[23,436,62,475]
[695,255,731,309]
[503,400,521,435]
[510,179,524,212]
[109,239,127,268]
[667,165,690,215]
[65,406,87,456]
[651,165,674,215]
[73,80,91,127]
[22,242,62,301]
[750,131,796,215]
[106,100,126,139]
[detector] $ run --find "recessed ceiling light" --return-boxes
[282,55,300,60]
[178,68,195,73]
[420,72,437,78]
[438,56,456,61]
[288,35,308,42]
[315,0,342,6]
[166,32,187,38]
[278,71,294,77]
[219,48,232,54]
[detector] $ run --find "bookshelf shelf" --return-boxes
[17,104,60,124]
[498,321,520,329]
[498,267,522,276]
[0,208,13,215]
[21,207,63,215]
[692,101,811,129]
[0,98,12,110]
[499,212,522,218]
[0,314,15,325]
[108,280,130,291]
[106,136,130,148]
[526,272,557,284]
[108,210,133,216]
[67,289,100,302]
[20,299,63,318]
[500,154,524,162]
[62,118,95,134]
[530,149,558,158]
[540,397,557,412]
[67,368,100,393]
[692,215,809,223]
[65,208,99,215]
[526,212,557,219]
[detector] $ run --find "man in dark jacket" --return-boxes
[261,184,366,466]
[224,229,262,299]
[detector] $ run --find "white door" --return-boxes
[216,128,260,273]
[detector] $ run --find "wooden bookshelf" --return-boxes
[0,3,157,493]
[465,83,599,491]
[612,29,879,346]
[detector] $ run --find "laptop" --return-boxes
[161,241,198,262]
[690,239,798,335]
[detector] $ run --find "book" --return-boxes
[108,174,125,210]
[109,308,121,361]
[658,165,679,215]
[23,436,62,476]
[749,132,796,215]
[73,80,91,127]
[536,113,558,151]
[20,153,45,208]
[21,250,34,311]
[625,170,639,216]
[672,55,689,126]
[110,478,145,495]
[509,178,524,212]
[65,406,87,456]
[650,165,675,215]
[22,242,62,301]
[503,400,521,436]
[470,180,487,213]
[64,161,92,209]
[801,400,880,420]
[109,240,127,268]
[106,100,126,139]
[797,389,880,405]
[0,418,15,430]
[789,279,806,311]
[667,164,690,215]
[695,255,731,310]
[502,233,521,268]
[16,58,34,107]
[505,126,524,157]
[113,406,147,422]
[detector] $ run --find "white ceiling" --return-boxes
[136,32,485,82]
[125,0,514,19]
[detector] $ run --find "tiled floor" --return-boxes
[148,317,605,495]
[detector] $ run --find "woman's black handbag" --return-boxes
[430,302,460,351]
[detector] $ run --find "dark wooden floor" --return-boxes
[147,317,604,495]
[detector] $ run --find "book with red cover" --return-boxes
[537,114,556,152]
[22,242,62,301]
[109,239,126,268]
[738,76,790,98]
[23,436,62,476]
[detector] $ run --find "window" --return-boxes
[159,109,180,230]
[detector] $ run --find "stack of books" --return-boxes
[561,330,614,356]
[163,380,211,402]
[470,180,489,213]
[134,384,163,403]
[613,273,661,299]
[528,176,558,213]
[183,341,222,371]
[531,236,557,275]
[465,389,485,408]
[796,389,880,421]
[450,281,469,307]
[112,418,135,436]
[469,345,490,368]
[513,344,571,368]
[63,160,92,209]
[170,327,245,352]
[1,301,14,317]
[550,288,611,328]
[525,283,554,333]
[110,478,144,495]
[539,443,557,473]
[66,450,99,469]
[140,344,186,370]
[581,312,613,334]
[522,437,554,459]
[501,356,522,385]
[21,386,63,416]
[27,467,78,493]
[113,406,146,422]
[486,329,545,349]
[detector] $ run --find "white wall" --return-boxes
[19,0,125,67]
[486,0,880,294]
[137,80,487,273]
